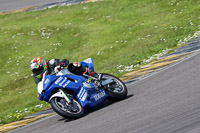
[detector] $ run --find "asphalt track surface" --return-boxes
[0,0,79,12]
[11,52,200,133]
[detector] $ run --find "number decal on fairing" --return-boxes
[77,87,88,102]
[55,77,63,84]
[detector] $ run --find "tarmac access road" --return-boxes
[0,0,83,12]
[11,52,200,133]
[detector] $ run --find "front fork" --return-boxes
[59,89,73,105]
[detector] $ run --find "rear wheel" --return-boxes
[50,97,84,119]
[101,73,128,101]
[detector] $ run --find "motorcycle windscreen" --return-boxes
[80,58,94,71]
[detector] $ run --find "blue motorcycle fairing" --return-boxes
[37,56,111,109]
[38,73,110,109]
[37,74,59,101]
[41,74,85,102]
[76,85,109,109]
[80,58,94,71]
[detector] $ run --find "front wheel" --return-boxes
[50,97,84,119]
[101,73,128,101]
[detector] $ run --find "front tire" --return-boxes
[50,97,84,119]
[101,73,128,101]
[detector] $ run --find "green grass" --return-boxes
[0,0,199,124]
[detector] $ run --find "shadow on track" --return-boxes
[57,94,134,122]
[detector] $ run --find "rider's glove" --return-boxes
[59,63,65,70]
[54,63,65,73]
[54,66,60,73]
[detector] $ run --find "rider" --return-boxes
[30,57,101,84]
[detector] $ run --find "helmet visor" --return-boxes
[32,67,44,78]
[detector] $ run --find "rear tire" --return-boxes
[101,73,128,101]
[50,97,84,119]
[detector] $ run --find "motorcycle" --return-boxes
[37,59,128,119]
